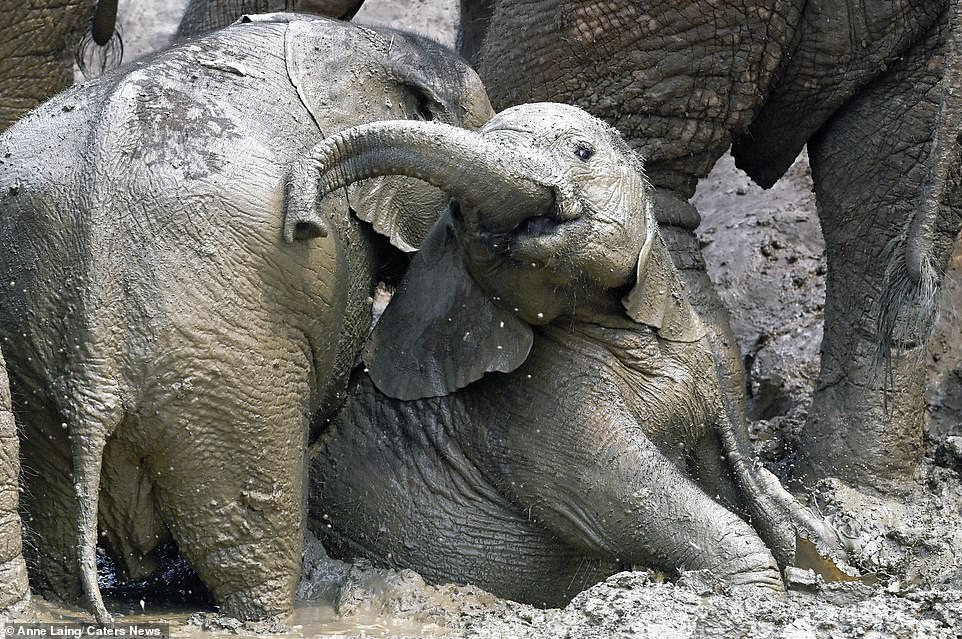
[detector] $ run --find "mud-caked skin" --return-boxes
[306,104,847,605]
[460,0,962,491]
[0,14,492,622]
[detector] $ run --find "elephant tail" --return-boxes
[75,0,123,79]
[874,0,962,378]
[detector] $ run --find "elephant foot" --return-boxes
[215,576,297,622]
[798,346,925,493]
[709,547,784,592]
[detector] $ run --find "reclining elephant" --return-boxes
[459,0,962,491]
[299,103,847,604]
[0,13,491,622]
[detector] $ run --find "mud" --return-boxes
[7,0,962,637]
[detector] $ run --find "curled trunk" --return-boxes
[295,120,557,234]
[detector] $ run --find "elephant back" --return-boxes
[0,345,28,615]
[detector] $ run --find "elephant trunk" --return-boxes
[303,120,559,234]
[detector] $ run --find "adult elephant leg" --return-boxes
[457,0,496,65]
[0,348,28,614]
[802,19,961,490]
[133,351,310,620]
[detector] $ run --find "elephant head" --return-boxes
[287,102,704,400]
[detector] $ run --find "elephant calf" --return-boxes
[301,103,849,605]
[0,13,491,622]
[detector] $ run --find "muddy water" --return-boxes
[4,537,475,638]
[11,592,451,638]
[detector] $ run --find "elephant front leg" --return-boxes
[492,395,782,588]
[138,370,309,620]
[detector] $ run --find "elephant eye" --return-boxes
[575,145,593,162]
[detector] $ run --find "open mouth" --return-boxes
[514,204,575,236]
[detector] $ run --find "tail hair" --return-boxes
[873,232,940,388]
[75,14,124,79]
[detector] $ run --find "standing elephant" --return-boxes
[0,0,118,619]
[175,0,365,40]
[300,103,847,604]
[0,13,491,622]
[0,0,119,131]
[460,0,962,491]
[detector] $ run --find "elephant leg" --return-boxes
[0,349,28,614]
[17,396,117,622]
[803,19,961,490]
[134,360,308,620]
[492,391,781,587]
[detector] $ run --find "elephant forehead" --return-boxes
[484,102,603,133]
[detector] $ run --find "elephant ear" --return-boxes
[345,50,469,252]
[346,177,440,252]
[363,217,534,400]
[622,201,707,342]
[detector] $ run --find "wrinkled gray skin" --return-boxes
[303,103,847,606]
[0,0,119,131]
[0,0,118,618]
[460,0,962,491]
[175,0,364,41]
[0,14,491,622]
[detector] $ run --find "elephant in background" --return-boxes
[175,0,364,40]
[0,13,491,622]
[300,104,847,604]
[0,0,119,131]
[460,0,962,491]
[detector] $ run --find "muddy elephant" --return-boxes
[0,13,491,622]
[0,0,120,131]
[301,103,847,605]
[175,0,365,40]
[459,0,962,491]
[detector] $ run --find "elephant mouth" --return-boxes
[510,203,580,237]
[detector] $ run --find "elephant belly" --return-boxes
[310,378,616,606]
